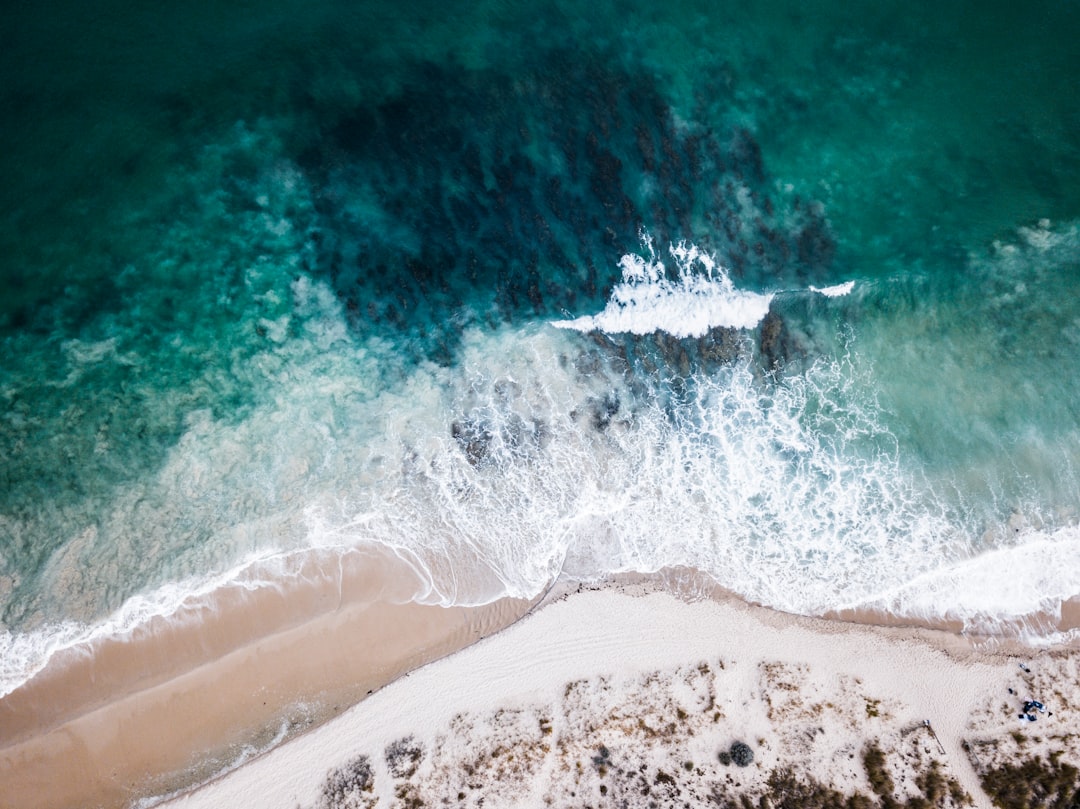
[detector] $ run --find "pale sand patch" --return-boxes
[0,548,533,809]
[157,586,1079,809]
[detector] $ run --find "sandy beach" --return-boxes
[4,574,1079,809]
[0,549,533,809]
[142,584,1079,809]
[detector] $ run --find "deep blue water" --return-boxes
[2,0,1080,693]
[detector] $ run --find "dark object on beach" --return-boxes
[1022,700,1048,721]
[592,745,611,769]
[922,720,947,755]
[718,750,732,766]
[730,741,754,767]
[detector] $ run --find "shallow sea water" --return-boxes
[2,0,1080,694]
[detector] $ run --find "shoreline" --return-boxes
[159,583,1080,809]
[2,565,1078,809]
[0,548,536,809]
[0,545,480,746]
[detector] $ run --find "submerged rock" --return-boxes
[591,392,621,431]
[759,308,793,371]
[451,419,493,467]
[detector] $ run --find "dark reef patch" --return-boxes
[296,47,835,364]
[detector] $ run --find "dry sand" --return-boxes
[150,584,1078,809]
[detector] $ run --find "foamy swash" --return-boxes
[5,234,1079,698]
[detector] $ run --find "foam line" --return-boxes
[552,240,775,337]
[7,219,1080,696]
[811,280,856,297]
[553,239,855,338]
[847,526,1080,638]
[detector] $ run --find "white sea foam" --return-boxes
[552,238,856,337]
[1,568,234,699]
[552,239,774,336]
[811,280,856,297]
[0,546,367,699]
[7,288,1079,696]
[849,525,1080,640]
[6,219,1080,696]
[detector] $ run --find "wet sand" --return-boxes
[0,548,534,809]
[824,595,1080,642]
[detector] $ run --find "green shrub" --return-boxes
[766,769,876,809]
[863,744,895,801]
[979,755,1079,809]
[731,741,754,767]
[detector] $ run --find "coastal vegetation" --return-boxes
[319,754,374,809]
[313,737,976,808]
[975,754,1079,809]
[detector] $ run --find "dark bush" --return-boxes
[320,754,374,808]
[766,769,875,809]
[731,741,754,767]
[385,736,424,779]
[979,755,1079,809]
[863,744,894,801]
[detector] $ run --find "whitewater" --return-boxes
[5,227,1080,699]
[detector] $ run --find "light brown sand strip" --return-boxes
[0,549,532,809]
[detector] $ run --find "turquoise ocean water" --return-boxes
[2,0,1080,696]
